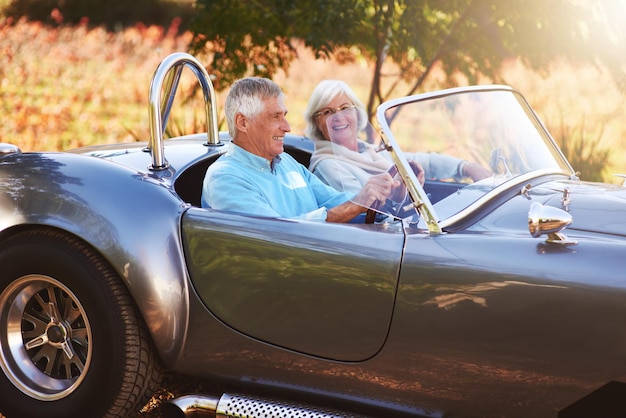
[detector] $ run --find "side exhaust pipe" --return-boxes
[162,392,368,417]
[160,394,220,418]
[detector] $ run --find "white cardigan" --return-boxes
[309,139,466,194]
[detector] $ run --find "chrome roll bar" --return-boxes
[147,52,220,170]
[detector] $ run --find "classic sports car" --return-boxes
[1,52,625,418]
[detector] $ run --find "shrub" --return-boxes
[1,0,195,32]
[547,113,611,182]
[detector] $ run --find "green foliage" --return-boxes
[189,0,367,90]
[189,0,620,117]
[2,0,195,31]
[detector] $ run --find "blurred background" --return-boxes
[1,0,625,183]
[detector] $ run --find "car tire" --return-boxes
[0,228,163,418]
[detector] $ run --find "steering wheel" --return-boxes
[365,164,418,224]
[364,208,378,224]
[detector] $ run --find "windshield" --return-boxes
[382,88,570,174]
[375,87,574,226]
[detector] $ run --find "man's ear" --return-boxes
[234,113,248,132]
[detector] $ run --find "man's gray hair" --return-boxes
[225,77,284,139]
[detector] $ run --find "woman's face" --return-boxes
[314,93,359,150]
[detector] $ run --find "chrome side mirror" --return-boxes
[528,202,577,245]
[0,143,21,158]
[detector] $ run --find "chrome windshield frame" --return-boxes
[376,85,576,234]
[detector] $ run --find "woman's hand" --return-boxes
[462,162,492,181]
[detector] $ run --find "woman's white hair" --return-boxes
[304,80,368,141]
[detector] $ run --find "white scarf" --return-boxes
[309,139,391,174]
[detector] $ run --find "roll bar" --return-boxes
[147,52,221,170]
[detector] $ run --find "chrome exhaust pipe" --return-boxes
[161,394,220,418]
[163,392,367,417]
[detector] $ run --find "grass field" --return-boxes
[2,17,625,182]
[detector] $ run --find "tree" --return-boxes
[189,0,625,118]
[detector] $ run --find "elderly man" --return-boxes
[201,77,394,222]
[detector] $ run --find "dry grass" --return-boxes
[0,17,191,150]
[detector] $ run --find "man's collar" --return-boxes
[270,155,282,173]
[229,142,282,174]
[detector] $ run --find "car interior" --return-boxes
[174,136,463,211]
[174,142,313,208]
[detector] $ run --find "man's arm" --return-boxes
[326,172,395,223]
[325,201,367,223]
[313,159,369,194]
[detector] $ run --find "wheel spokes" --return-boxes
[10,277,91,385]
[24,333,49,350]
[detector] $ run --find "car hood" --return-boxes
[538,179,626,237]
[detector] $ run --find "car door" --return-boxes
[181,207,405,361]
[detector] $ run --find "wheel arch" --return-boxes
[0,221,190,366]
[0,151,192,365]
[0,225,166,417]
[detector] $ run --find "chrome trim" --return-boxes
[440,169,569,230]
[148,52,220,170]
[0,275,92,401]
[162,394,220,417]
[164,393,368,418]
[561,187,571,211]
[528,201,577,245]
[377,129,441,234]
[520,183,532,199]
[0,143,21,157]
[381,84,514,109]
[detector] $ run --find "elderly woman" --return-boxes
[304,80,490,194]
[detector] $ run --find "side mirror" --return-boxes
[528,202,577,245]
[0,143,20,158]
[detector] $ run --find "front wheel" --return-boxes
[0,229,162,418]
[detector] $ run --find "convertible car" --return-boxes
[1,52,625,418]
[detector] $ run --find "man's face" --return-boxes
[244,95,291,161]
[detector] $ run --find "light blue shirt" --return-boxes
[201,143,352,221]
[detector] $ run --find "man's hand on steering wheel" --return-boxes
[363,162,424,223]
